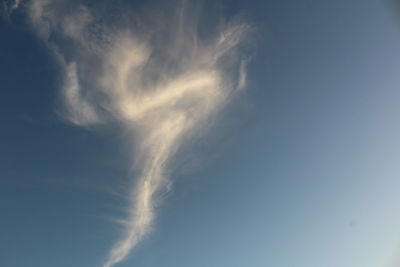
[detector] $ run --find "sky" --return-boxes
[1,0,400,266]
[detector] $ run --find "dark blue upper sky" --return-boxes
[1,0,400,266]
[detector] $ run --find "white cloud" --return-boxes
[1,0,22,18]
[62,62,101,125]
[26,1,251,266]
[10,0,21,12]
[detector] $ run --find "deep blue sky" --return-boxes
[2,0,400,266]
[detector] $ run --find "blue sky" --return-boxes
[1,0,400,266]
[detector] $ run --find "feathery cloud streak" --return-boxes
[25,0,251,266]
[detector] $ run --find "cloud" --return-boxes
[25,0,251,266]
[10,0,21,11]
[62,62,101,125]
[0,0,21,19]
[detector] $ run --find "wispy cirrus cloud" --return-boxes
[1,0,21,19]
[22,0,252,266]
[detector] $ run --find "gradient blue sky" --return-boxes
[1,0,400,266]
